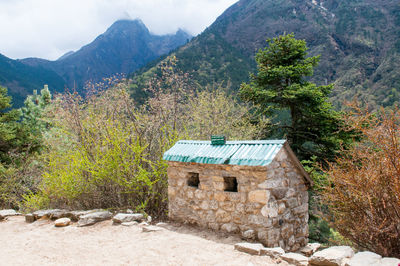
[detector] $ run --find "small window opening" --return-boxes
[224,177,238,192]
[187,172,200,188]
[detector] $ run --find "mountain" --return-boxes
[0,54,65,107]
[21,19,192,92]
[0,19,191,106]
[132,0,400,108]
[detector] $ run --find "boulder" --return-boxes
[280,253,309,266]
[33,209,68,220]
[260,247,285,258]
[112,213,144,224]
[25,213,35,223]
[77,211,112,227]
[310,246,354,266]
[300,243,322,257]
[345,251,381,266]
[65,209,103,221]
[55,218,71,227]
[234,243,264,256]
[378,257,400,266]
[0,209,20,220]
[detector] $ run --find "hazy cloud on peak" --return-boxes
[0,0,238,60]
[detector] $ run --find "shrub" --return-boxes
[322,105,400,257]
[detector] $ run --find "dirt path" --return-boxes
[0,216,289,266]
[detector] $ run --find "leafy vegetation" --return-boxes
[321,105,400,257]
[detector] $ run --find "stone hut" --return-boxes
[163,139,312,252]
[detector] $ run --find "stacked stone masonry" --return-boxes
[167,148,309,252]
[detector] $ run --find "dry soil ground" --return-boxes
[0,216,289,266]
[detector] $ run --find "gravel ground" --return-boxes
[0,216,289,266]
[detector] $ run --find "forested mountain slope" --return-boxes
[132,0,400,107]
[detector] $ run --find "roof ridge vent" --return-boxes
[211,135,226,145]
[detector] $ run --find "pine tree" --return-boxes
[240,33,350,161]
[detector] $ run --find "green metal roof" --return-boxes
[163,140,286,166]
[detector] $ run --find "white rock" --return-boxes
[345,251,381,266]
[261,247,285,258]
[55,218,71,227]
[142,225,163,232]
[147,216,152,223]
[378,257,400,266]
[300,242,322,257]
[121,221,138,227]
[281,252,309,266]
[156,222,168,228]
[310,246,354,266]
[112,213,144,224]
[234,243,264,256]
[77,211,112,227]
[0,209,20,220]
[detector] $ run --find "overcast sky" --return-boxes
[0,0,238,60]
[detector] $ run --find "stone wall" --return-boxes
[167,148,309,252]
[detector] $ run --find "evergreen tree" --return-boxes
[240,33,350,161]
[0,86,21,164]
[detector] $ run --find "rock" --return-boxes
[126,209,134,214]
[33,209,68,220]
[0,209,21,220]
[281,252,309,266]
[248,190,270,204]
[234,243,264,256]
[25,213,35,223]
[77,211,112,227]
[221,223,238,233]
[142,225,163,232]
[55,218,71,227]
[345,251,381,266]
[112,213,144,224]
[139,221,149,226]
[147,216,152,223]
[242,230,256,240]
[300,243,322,257]
[65,209,103,221]
[260,247,285,258]
[310,246,354,266]
[378,257,400,266]
[121,221,138,227]
[156,222,168,228]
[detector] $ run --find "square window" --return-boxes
[187,172,200,188]
[224,176,238,192]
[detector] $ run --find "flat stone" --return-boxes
[378,257,400,266]
[33,209,68,220]
[281,252,309,266]
[0,209,21,220]
[25,213,35,223]
[234,243,264,256]
[55,218,71,227]
[121,221,138,227]
[221,223,238,233]
[345,251,381,266]
[300,243,321,257]
[248,190,270,204]
[112,213,144,224]
[156,222,168,228]
[310,246,354,266]
[261,247,285,258]
[65,209,103,221]
[77,211,112,227]
[142,225,163,232]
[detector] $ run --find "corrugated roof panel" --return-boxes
[163,140,286,166]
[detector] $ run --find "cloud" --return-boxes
[0,0,238,60]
